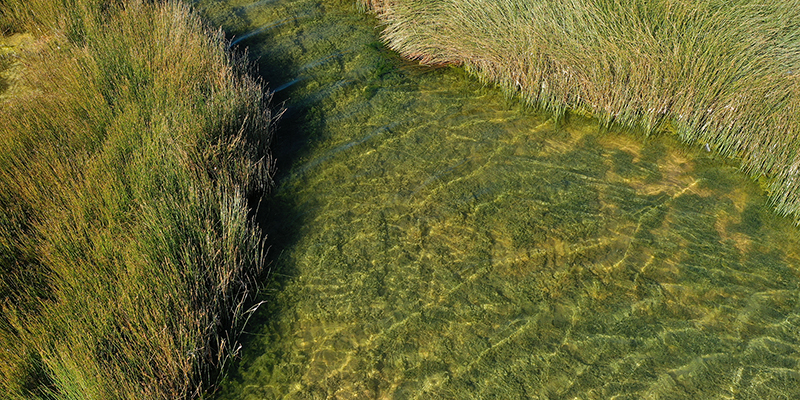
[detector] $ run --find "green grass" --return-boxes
[362,0,800,221]
[0,0,274,398]
[0,48,8,87]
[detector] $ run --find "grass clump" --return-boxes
[362,0,800,221]
[0,0,275,398]
[0,54,8,93]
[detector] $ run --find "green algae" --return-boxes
[195,0,800,398]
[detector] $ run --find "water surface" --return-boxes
[194,0,800,398]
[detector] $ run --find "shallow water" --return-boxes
[194,0,800,398]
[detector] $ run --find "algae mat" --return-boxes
[196,0,800,398]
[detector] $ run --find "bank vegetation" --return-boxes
[363,0,800,221]
[0,0,274,398]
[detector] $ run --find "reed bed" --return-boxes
[0,0,274,398]
[362,0,800,221]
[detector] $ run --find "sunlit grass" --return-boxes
[362,0,800,221]
[0,0,275,398]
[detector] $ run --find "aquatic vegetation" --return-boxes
[0,0,274,398]
[189,0,800,398]
[361,0,800,222]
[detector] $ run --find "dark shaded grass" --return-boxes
[0,0,275,398]
[0,53,9,92]
[362,0,800,221]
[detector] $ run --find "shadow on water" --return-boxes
[193,0,427,383]
[194,0,800,399]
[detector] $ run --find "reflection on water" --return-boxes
[194,0,800,398]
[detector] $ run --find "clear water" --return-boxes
[194,0,800,398]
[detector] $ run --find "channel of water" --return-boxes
[193,0,800,398]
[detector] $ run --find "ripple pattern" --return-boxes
[195,0,800,398]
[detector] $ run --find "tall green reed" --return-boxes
[0,0,275,398]
[363,0,800,221]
